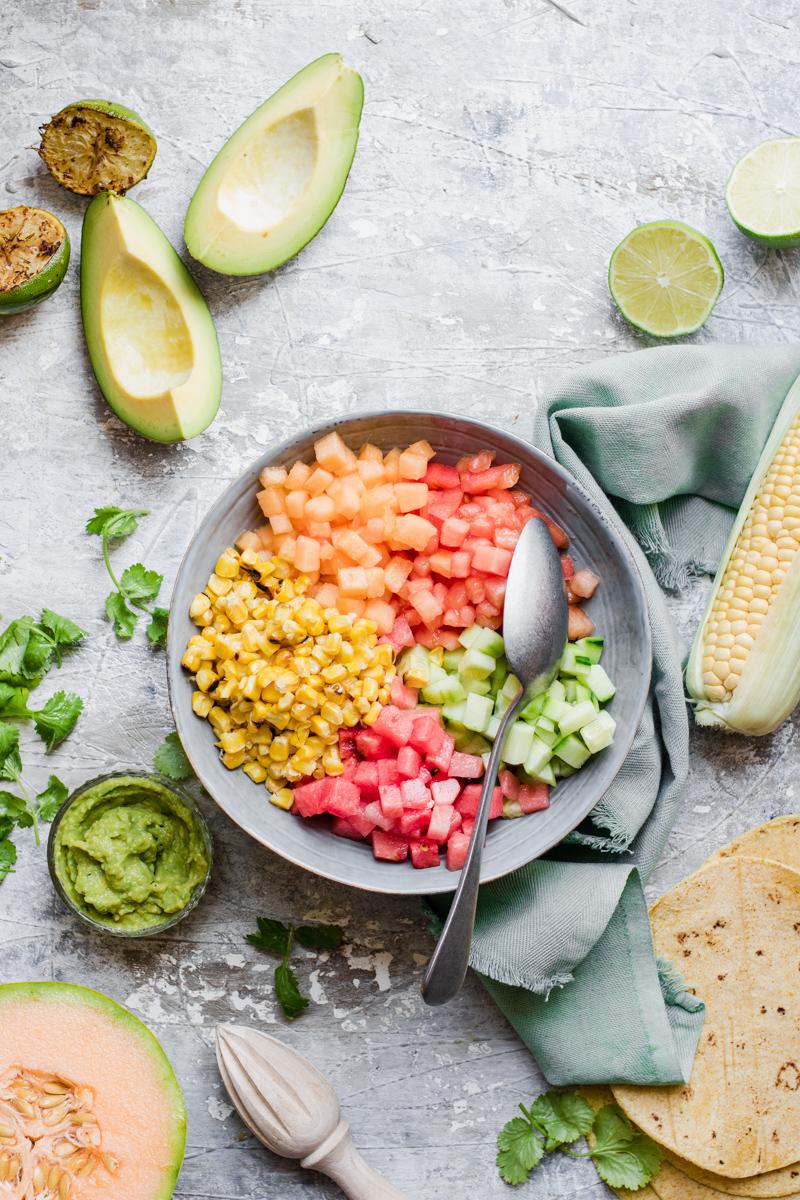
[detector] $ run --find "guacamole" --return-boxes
[51,775,211,932]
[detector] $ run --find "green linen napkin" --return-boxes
[444,345,800,1086]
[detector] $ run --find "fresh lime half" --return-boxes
[608,219,723,338]
[39,100,157,196]
[726,137,800,247]
[0,205,70,316]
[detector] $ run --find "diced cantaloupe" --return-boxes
[335,529,374,566]
[257,486,286,517]
[384,556,414,593]
[314,431,357,475]
[365,567,386,598]
[359,442,384,463]
[308,521,332,538]
[318,540,334,562]
[337,596,366,616]
[236,529,261,552]
[395,513,438,552]
[398,449,428,480]
[409,588,444,624]
[285,490,308,520]
[357,459,385,487]
[277,535,296,560]
[269,513,293,534]
[383,448,401,482]
[407,439,436,462]
[338,566,369,598]
[286,461,312,488]
[335,480,361,519]
[361,484,398,520]
[260,465,288,486]
[257,525,274,550]
[294,535,321,573]
[305,494,336,523]
[395,482,428,513]
[306,467,334,496]
[364,598,396,633]
[361,518,387,544]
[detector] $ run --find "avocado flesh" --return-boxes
[81,193,221,442]
[185,53,363,275]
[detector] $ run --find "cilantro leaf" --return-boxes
[32,691,83,751]
[153,732,193,781]
[530,1091,594,1150]
[590,1105,662,1191]
[120,563,163,607]
[295,924,345,952]
[496,1116,545,1185]
[35,775,68,823]
[0,790,33,829]
[86,506,149,541]
[0,686,31,719]
[0,618,53,687]
[39,609,86,665]
[246,917,293,958]
[0,816,12,842]
[274,961,309,1021]
[0,724,21,782]
[105,592,138,640]
[146,607,169,648]
[0,838,16,881]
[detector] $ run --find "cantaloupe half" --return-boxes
[0,982,185,1200]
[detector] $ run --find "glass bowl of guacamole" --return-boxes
[48,772,213,937]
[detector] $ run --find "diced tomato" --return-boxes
[372,706,414,748]
[410,839,440,869]
[519,782,550,814]
[460,464,520,492]
[400,777,432,810]
[456,786,503,819]
[426,804,454,842]
[378,784,404,821]
[291,779,328,818]
[499,770,520,800]
[446,832,470,871]
[390,677,419,710]
[339,729,358,760]
[322,779,362,819]
[397,745,423,779]
[457,450,495,473]
[431,778,460,806]
[400,809,430,837]
[448,752,484,779]
[355,728,395,760]
[372,831,409,862]
[377,758,400,787]
[425,463,461,489]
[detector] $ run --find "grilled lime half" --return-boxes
[608,219,723,338]
[726,137,800,247]
[39,100,157,196]
[0,205,70,315]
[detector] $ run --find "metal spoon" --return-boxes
[421,516,568,1006]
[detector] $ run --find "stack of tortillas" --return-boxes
[603,816,800,1200]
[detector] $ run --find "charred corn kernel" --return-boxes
[190,593,211,619]
[375,644,394,667]
[687,389,800,734]
[363,702,382,725]
[309,715,332,738]
[243,761,268,784]
[196,667,217,693]
[291,702,313,722]
[226,598,249,626]
[322,748,344,774]
[240,547,259,568]
[221,750,247,769]
[207,574,233,597]
[320,701,343,725]
[215,553,239,579]
[270,788,294,810]
[182,648,203,673]
[269,736,290,762]
[362,678,379,702]
[192,691,214,718]
[322,663,347,683]
[219,729,247,753]
[296,684,321,707]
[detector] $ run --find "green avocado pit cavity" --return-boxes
[52,775,211,932]
[184,53,363,275]
[81,192,222,442]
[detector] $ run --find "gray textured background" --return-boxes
[2,1,799,1196]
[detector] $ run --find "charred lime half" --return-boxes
[0,205,70,315]
[39,99,157,196]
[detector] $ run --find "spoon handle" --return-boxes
[421,689,525,1007]
[307,1124,409,1199]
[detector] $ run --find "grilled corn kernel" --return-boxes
[269,787,294,810]
[192,691,214,718]
[243,761,268,784]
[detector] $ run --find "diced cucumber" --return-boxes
[423,675,467,705]
[559,643,594,676]
[554,734,592,769]
[500,674,523,701]
[577,663,616,703]
[463,692,494,733]
[558,699,598,736]
[453,730,491,754]
[564,680,577,703]
[547,678,567,704]
[489,661,509,693]
[443,648,465,672]
[526,760,556,786]
[573,682,594,704]
[502,721,535,765]
[534,717,558,748]
[458,626,484,649]
[470,627,506,658]
[459,648,496,681]
[553,760,576,778]
[576,635,604,664]
[542,692,570,725]
[464,677,491,696]
[442,700,467,726]
[524,735,553,777]
[487,715,500,739]
[520,693,546,722]
[581,709,616,753]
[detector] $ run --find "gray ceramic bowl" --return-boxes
[167,411,651,896]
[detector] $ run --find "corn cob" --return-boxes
[686,380,800,734]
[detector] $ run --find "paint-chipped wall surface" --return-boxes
[2,0,798,1195]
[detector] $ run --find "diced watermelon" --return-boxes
[362,800,394,832]
[461,816,475,839]
[447,809,463,837]
[321,778,362,819]
[371,705,414,748]
[390,677,419,709]
[410,839,440,869]
[426,488,464,521]
[331,817,364,841]
[483,577,506,608]
[339,728,358,760]
[353,761,379,799]
[431,778,460,806]
[455,785,503,819]
[372,830,409,862]
[424,463,461,489]
[400,777,432,810]
[448,752,484,779]
[408,714,446,757]
[460,464,520,492]
[400,809,430,836]
[493,526,519,551]
[355,728,395,760]
[469,515,495,539]
[442,605,476,628]
[471,544,512,576]
[450,551,471,578]
[426,804,454,842]
[291,779,327,818]
[397,745,423,779]
[426,732,455,774]
[440,517,470,547]
[377,758,401,787]
[378,784,403,821]
[386,614,416,651]
[333,809,376,839]
[465,577,485,604]
[499,770,520,800]
[519,783,550,814]
[446,832,470,871]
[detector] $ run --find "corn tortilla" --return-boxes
[612,857,800,1178]
[663,1148,800,1198]
[708,816,800,875]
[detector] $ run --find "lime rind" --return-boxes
[0,206,70,316]
[608,219,724,339]
[726,137,800,247]
[39,100,157,196]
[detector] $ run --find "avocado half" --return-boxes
[184,53,363,275]
[81,192,222,442]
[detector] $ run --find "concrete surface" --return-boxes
[2,0,799,1196]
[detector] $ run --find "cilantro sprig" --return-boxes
[86,507,168,645]
[0,722,67,858]
[246,917,345,1021]
[496,1092,661,1191]
[154,732,193,781]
